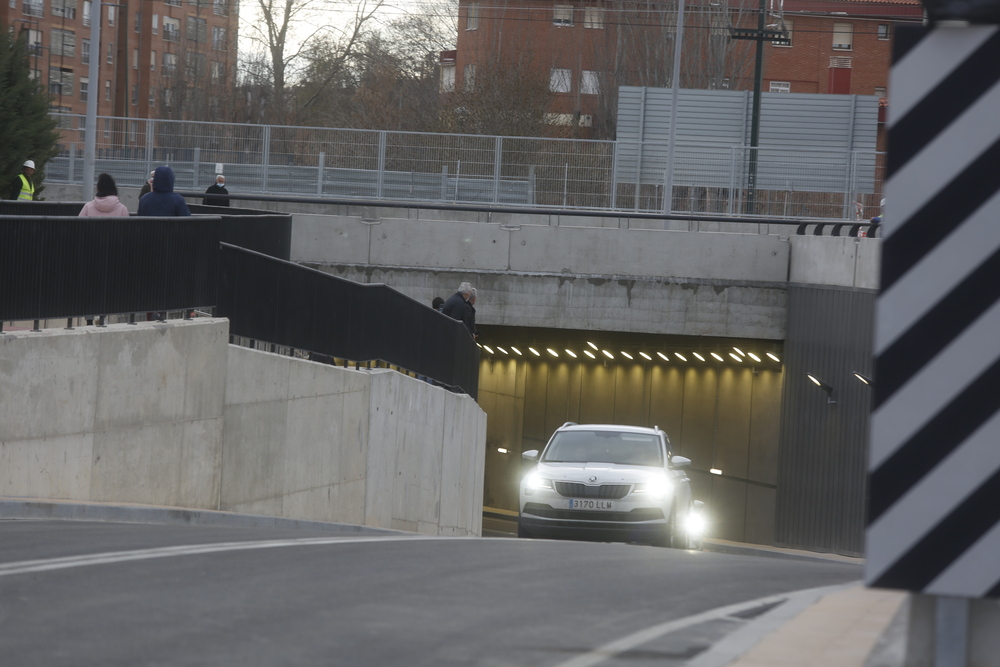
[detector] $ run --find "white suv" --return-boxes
[518,423,698,548]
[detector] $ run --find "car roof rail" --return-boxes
[560,421,578,429]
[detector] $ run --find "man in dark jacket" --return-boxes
[202,175,230,207]
[137,166,191,216]
[442,282,478,339]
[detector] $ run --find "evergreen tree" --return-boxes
[0,21,59,198]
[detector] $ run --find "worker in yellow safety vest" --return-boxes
[10,160,36,201]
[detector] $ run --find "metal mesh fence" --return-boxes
[49,114,886,220]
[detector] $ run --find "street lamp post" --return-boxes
[82,0,101,193]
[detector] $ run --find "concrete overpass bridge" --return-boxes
[287,204,879,556]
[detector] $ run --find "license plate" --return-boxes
[568,499,614,510]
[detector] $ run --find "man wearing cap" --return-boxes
[9,160,37,200]
[202,174,230,207]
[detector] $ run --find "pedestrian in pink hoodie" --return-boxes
[78,173,130,217]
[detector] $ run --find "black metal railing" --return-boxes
[0,216,222,322]
[0,215,478,396]
[217,244,479,397]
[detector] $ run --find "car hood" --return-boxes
[533,461,664,484]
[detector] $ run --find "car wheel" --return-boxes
[517,518,530,538]
[668,502,692,549]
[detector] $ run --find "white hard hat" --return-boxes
[23,160,35,169]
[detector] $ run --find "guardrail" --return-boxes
[0,213,479,397]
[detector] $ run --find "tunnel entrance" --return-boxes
[477,326,784,544]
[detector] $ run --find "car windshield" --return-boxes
[541,430,663,467]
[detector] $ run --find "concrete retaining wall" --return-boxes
[0,319,486,536]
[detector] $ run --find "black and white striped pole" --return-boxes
[866,4,1000,665]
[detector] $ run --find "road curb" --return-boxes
[701,538,864,565]
[0,498,406,536]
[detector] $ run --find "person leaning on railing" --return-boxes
[137,166,191,216]
[442,282,479,340]
[79,173,129,217]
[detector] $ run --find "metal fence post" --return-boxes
[493,136,502,204]
[317,151,325,196]
[610,142,619,210]
[145,120,154,176]
[261,125,271,192]
[376,131,386,199]
[68,144,76,183]
[193,146,200,188]
[727,146,737,215]
[441,165,449,200]
[562,163,569,207]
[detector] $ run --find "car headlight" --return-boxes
[685,510,707,537]
[523,471,553,494]
[633,476,673,500]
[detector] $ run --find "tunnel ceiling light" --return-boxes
[602,350,614,359]
[657,352,669,361]
[477,343,482,348]
[546,348,559,357]
[621,351,633,360]
[675,353,687,362]
[693,352,705,362]
[529,347,541,357]
[497,346,509,355]
[584,350,596,359]
[483,345,494,354]
[729,353,742,362]
[733,347,746,357]
[767,352,780,363]
[565,349,577,358]
[511,346,522,356]
[853,371,874,385]
[711,352,724,362]
[587,341,598,350]
[806,373,836,404]
[497,448,508,454]
[747,352,761,363]
[639,352,652,361]
[710,468,723,475]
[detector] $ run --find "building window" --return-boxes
[463,64,475,91]
[132,48,138,69]
[49,66,73,95]
[211,60,224,82]
[79,76,88,100]
[103,118,109,138]
[152,13,159,34]
[164,88,173,107]
[51,28,75,57]
[81,38,90,64]
[106,42,114,63]
[166,0,180,6]
[553,4,573,26]
[150,50,156,70]
[874,86,886,98]
[581,70,599,95]
[466,1,478,30]
[163,16,180,41]
[773,18,791,46]
[550,67,571,93]
[878,23,890,40]
[149,89,155,105]
[104,79,110,101]
[213,0,227,15]
[440,63,455,92]
[22,0,44,17]
[186,16,207,43]
[212,26,226,50]
[163,52,177,76]
[134,10,141,31]
[131,84,138,105]
[26,29,43,55]
[769,81,790,93]
[52,0,77,20]
[106,4,113,24]
[185,51,205,77]
[583,7,603,28]
[82,0,90,24]
[833,22,853,50]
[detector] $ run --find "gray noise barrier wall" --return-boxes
[616,88,880,193]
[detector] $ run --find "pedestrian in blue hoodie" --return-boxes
[137,166,191,216]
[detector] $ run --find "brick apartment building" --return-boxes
[2,0,237,121]
[444,0,922,138]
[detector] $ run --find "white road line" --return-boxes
[0,535,440,577]
[550,583,858,667]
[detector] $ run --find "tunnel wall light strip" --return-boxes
[584,350,596,359]
[547,348,559,357]
[639,352,652,360]
[565,349,577,358]
[710,468,723,475]
[747,352,761,362]
[657,352,669,361]
[766,352,780,363]
[693,352,705,361]
[511,346,522,355]
[587,342,598,350]
[711,352,724,362]
[483,345,494,354]
[602,350,614,359]
[729,353,742,362]
[529,347,540,356]
[675,353,687,362]
[621,351,633,360]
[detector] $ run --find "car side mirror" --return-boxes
[670,455,691,469]
[522,449,539,462]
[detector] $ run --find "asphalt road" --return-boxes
[0,519,862,666]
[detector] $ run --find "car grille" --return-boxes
[523,503,664,523]
[554,482,631,500]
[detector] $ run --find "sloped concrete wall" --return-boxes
[0,320,486,536]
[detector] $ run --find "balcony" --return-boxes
[22,1,44,16]
[163,26,180,42]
